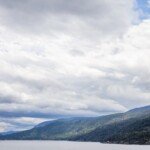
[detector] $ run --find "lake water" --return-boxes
[0,141,149,150]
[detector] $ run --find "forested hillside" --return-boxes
[0,105,150,145]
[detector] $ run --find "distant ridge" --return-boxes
[0,105,150,145]
[0,131,18,136]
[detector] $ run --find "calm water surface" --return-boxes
[0,141,149,150]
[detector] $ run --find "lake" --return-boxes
[0,141,149,150]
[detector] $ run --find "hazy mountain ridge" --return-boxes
[0,105,150,144]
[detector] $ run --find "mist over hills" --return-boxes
[0,105,150,144]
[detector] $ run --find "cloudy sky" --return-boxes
[0,0,150,132]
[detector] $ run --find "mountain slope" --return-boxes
[71,116,150,144]
[107,116,150,144]
[0,105,150,144]
[71,106,150,144]
[0,114,124,140]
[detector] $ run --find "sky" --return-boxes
[0,0,150,132]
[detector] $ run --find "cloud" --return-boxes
[0,117,48,132]
[0,0,149,131]
[0,0,138,38]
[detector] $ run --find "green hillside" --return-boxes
[0,105,150,144]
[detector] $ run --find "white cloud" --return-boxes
[147,0,150,8]
[0,0,149,131]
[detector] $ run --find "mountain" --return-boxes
[0,105,150,144]
[71,113,150,144]
[0,131,18,136]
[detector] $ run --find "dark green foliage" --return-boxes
[106,117,150,144]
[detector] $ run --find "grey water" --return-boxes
[0,141,149,150]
